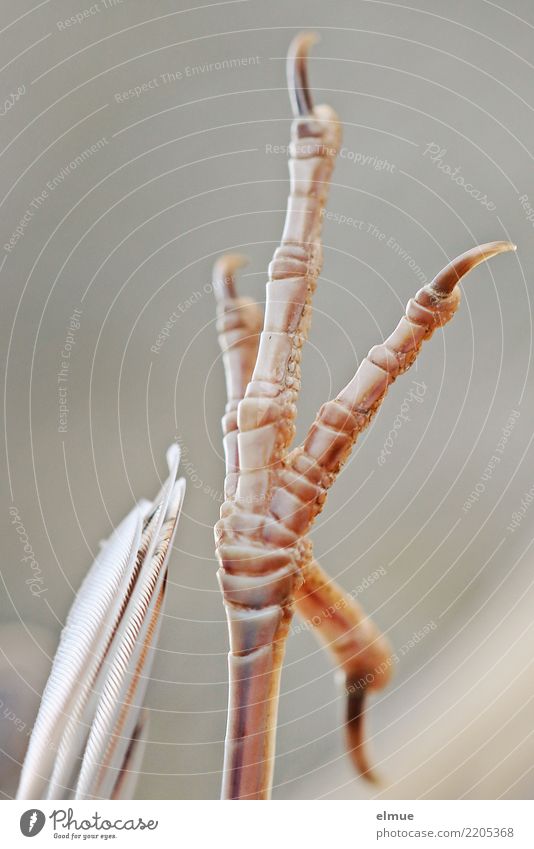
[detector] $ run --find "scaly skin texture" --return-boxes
[214,254,264,501]
[214,238,514,799]
[214,256,393,782]
[294,558,392,778]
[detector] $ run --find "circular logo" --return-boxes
[20,809,46,837]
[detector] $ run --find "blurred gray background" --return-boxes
[1,0,533,800]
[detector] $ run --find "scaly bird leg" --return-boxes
[295,558,392,779]
[214,254,392,780]
[214,32,342,799]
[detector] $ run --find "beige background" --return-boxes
[1,0,533,799]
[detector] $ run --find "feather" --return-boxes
[17,446,185,800]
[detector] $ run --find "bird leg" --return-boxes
[214,253,392,781]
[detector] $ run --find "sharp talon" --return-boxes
[287,31,319,117]
[213,254,249,302]
[345,679,379,784]
[430,241,516,296]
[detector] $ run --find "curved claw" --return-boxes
[345,683,378,784]
[286,31,319,117]
[431,240,516,296]
[213,254,249,302]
